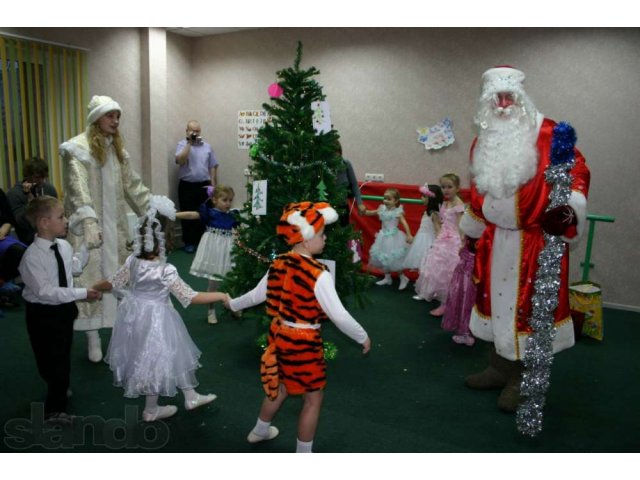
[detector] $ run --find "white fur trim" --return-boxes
[469,224,577,361]
[87,95,121,125]
[68,205,98,235]
[287,211,316,240]
[481,66,526,99]
[563,190,588,243]
[59,139,94,165]
[460,210,486,239]
[317,206,338,225]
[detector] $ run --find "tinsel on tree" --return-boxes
[222,41,371,315]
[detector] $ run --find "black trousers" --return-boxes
[25,301,78,415]
[178,179,210,246]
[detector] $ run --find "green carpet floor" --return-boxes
[1,249,639,453]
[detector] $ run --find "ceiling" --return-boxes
[166,27,258,37]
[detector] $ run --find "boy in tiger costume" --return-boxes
[226,201,371,453]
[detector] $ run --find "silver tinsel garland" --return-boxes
[516,146,575,437]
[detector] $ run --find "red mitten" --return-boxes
[541,205,577,236]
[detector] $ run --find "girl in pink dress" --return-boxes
[441,238,476,346]
[414,173,465,316]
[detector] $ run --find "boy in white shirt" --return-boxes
[19,196,101,423]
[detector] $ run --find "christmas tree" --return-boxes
[223,42,371,319]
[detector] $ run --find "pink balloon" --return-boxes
[268,82,283,98]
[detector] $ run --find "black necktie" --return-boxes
[51,243,68,287]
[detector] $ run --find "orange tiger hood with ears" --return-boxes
[277,201,338,245]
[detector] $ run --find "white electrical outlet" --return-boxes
[243,168,251,176]
[364,173,385,182]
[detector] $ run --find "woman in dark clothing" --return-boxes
[0,188,26,310]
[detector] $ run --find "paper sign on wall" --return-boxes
[238,110,270,149]
[416,117,455,150]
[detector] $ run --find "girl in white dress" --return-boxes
[93,196,227,422]
[176,185,239,324]
[401,183,443,286]
[364,188,413,288]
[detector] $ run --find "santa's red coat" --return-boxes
[462,117,590,360]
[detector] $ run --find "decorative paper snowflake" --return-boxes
[417,117,455,150]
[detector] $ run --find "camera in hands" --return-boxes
[188,132,203,145]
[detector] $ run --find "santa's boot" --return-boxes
[497,360,524,413]
[464,347,509,390]
[86,330,103,363]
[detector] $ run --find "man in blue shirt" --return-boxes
[175,120,219,253]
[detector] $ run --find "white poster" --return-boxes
[238,110,270,149]
[251,180,267,216]
[311,101,332,135]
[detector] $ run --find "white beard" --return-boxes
[472,101,539,199]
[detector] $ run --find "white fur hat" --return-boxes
[480,66,526,99]
[87,95,121,125]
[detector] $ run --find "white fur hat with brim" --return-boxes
[87,95,121,125]
[480,66,526,99]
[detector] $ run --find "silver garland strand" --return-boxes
[516,158,575,437]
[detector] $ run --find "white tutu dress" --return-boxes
[105,255,201,398]
[402,212,436,270]
[368,205,409,272]
[190,203,239,280]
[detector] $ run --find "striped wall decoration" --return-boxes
[0,35,88,195]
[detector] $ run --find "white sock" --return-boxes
[253,417,271,437]
[86,329,100,342]
[296,438,313,453]
[182,388,197,403]
[145,395,159,413]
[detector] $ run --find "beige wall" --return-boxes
[4,27,639,309]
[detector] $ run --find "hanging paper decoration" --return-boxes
[416,117,455,150]
[267,82,284,98]
[251,180,267,215]
[311,100,332,135]
[316,179,328,201]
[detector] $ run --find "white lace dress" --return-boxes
[402,212,436,270]
[104,255,201,398]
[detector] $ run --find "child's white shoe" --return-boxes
[398,274,409,290]
[142,405,177,422]
[185,393,217,411]
[247,426,279,444]
[207,309,218,324]
[375,275,392,286]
